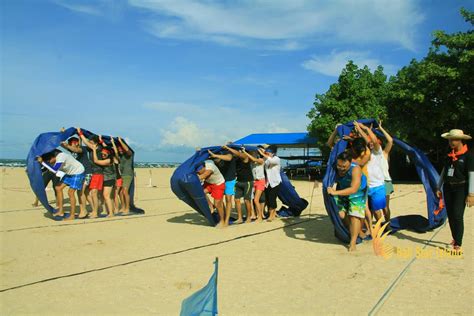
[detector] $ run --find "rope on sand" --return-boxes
[367,221,448,316]
[0,216,320,293]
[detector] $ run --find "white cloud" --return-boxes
[54,0,102,15]
[161,116,230,147]
[129,0,424,51]
[302,50,398,77]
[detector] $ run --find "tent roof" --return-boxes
[233,132,317,148]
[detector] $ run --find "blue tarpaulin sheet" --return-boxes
[26,127,144,215]
[322,119,446,244]
[170,145,308,226]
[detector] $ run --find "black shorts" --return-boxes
[43,171,60,188]
[103,179,115,187]
[265,184,280,209]
[235,181,252,200]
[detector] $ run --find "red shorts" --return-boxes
[89,174,104,190]
[116,178,123,187]
[203,182,225,200]
[254,179,266,191]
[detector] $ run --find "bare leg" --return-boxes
[235,199,243,223]
[383,195,391,221]
[374,210,383,222]
[77,183,87,217]
[215,199,226,227]
[65,188,77,220]
[103,186,115,217]
[90,189,99,218]
[254,190,264,222]
[55,183,67,216]
[349,217,362,252]
[244,199,254,223]
[32,197,39,207]
[224,195,233,225]
[204,192,215,213]
[122,186,130,214]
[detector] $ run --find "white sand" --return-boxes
[0,168,472,315]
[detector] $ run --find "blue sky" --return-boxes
[1,0,472,162]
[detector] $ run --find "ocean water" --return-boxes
[0,159,180,168]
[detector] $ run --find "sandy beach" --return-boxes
[0,167,472,315]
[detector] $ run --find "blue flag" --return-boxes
[180,258,218,316]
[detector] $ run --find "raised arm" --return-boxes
[378,121,393,156]
[208,150,232,161]
[111,137,120,160]
[223,145,247,160]
[357,122,381,151]
[353,122,371,146]
[61,142,83,154]
[91,145,112,166]
[242,149,264,165]
[118,137,132,156]
[77,128,94,150]
[327,123,341,149]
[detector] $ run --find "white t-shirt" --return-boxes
[265,156,282,188]
[56,152,85,175]
[252,162,265,180]
[204,160,225,185]
[367,147,385,188]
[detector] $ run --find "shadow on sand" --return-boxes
[390,230,450,249]
[281,214,344,247]
[167,212,212,227]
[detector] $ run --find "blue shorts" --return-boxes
[224,179,236,195]
[62,173,85,190]
[368,185,386,212]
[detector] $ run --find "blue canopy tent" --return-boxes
[323,119,446,244]
[26,127,144,215]
[170,145,308,226]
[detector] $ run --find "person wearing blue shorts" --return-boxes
[354,122,387,222]
[208,149,237,225]
[37,150,85,220]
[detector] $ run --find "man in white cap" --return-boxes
[437,129,473,251]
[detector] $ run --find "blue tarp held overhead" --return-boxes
[322,119,446,244]
[26,127,144,215]
[170,144,308,226]
[234,133,317,147]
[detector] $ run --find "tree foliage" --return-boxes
[308,8,473,161]
[307,61,388,155]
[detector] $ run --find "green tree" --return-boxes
[307,61,388,155]
[387,8,473,160]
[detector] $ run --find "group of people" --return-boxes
[35,128,135,220]
[327,121,394,251]
[327,121,473,252]
[197,144,282,228]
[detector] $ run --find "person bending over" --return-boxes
[37,150,85,220]
[328,151,367,252]
[197,160,227,228]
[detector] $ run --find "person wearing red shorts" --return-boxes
[77,128,104,218]
[197,160,227,227]
[243,148,266,222]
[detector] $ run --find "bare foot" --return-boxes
[63,215,75,221]
[32,203,38,207]
[348,244,356,252]
[234,218,243,224]
[255,217,263,223]
[89,212,98,219]
[245,218,252,224]
[216,221,227,228]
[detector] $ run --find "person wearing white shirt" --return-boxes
[197,159,227,227]
[259,145,282,221]
[37,150,85,220]
[354,122,387,222]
